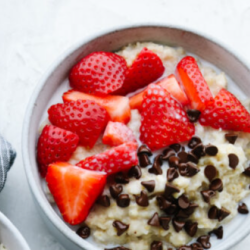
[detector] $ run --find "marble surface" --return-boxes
[1,0,250,249]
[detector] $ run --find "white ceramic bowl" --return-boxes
[22,25,250,250]
[0,212,30,250]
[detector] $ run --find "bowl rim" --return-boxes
[22,24,250,250]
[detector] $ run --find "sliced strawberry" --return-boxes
[46,162,107,225]
[140,84,195,151]
[199,88,250,132]
[63,90,130,124]
[76,142,138,174]
[129,74,189,110]
[102,121,137,146]
[114,48,164,95]
[48,100,109,148]
[69,52,128,95]
[37,125,79,178]
[176,56,213,111]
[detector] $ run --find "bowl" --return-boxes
[0,212,30,250]
[22,25,250,250]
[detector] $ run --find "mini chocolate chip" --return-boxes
[243,166,250,177]
[141,180,155,192]
[179,246,192,250]
[105,247,131,250]
[184,203,198,216]
[178,194,190,209]
[170,143,181,152]
[115,172,129,184]
[228,153,239,169]
[185,221,198,237]
[187,152,198,164]
[148,212,160,227]
[110,184,123,199]
[116,194,130,208]
[135,191,149,207]
[128,166,142,179]
[225,133,238,144]
[178,151,188,163]
[76,225,90,239]
[148,155,163,175]
[188,136,202,149]
[209,178,223,192]
[113,221,129,236]
[168,156,179,168]
[186,162,200,177]
[139,153,151,167]
[209,226,223,239]
[151,241,162,250]
[218,207,230,221]
[208,206,219,219]
[156,196,171,210]
[205,145,218,156]
[175,209,189,219]
[190,243,203,250]
[162,148,175,160]
[164,184,180,198]
[201,190,216,203]
[172,219,185,232]
[187,109,201,123]
[204,165,217,182]
[167,167,179,182]
[137,144,152,156]
[165,203,178,215]
[238,203,249,214]
[97,195,110,207]
[192,144,205,158]
[197,235,211,249]
[159,216,171,230]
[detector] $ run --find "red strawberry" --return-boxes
[48,100,109,148]
[76,142,138,174]
[69,52,127,95]
[63,90,130,124]
[102,121,137,146]
[176,56,213,111]
[114,48,165,95]
[140,84,195,150]
[199,88,250,132]
[37,125,79,178]
[46,162,107,225]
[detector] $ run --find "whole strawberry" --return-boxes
[37,125,79,177]
[140,85,195,150]
[48,100,109,148]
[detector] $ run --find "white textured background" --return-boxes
[0,0,250,249]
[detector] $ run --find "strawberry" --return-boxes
[37,125,79,178]
[176,56,213,111]
[129,74,189,110]
[140,84,195,151]
[102,121,137,146]
[48,100,109,148]
[63,90,130,124]
[76,142,138,174]
[114,48,165,95]
[199,88,250,132]
[69,52,128,95]
[46,162,107,225]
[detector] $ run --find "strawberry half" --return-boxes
[46,162,107,225]
[176,56,213,111]
[199,88,250,132]
[114,48,165,95]
[69,52,128,95]
[48,100,109,148]
[63,90,130,124]
[37,125,79,178]
[102,121,137,146]
[140,84,195,151]
[76,142,138,174]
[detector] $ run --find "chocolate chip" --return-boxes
[184,203,198,216]
[228,153,239,169]
[128,166,142,179]
[172,219,185,232]
[164,184,180,198]
[190,243,203,250]
[105,247,131,250]
[170,143,181,152]
[97,195,110,207]
[188,136,202,149]
[175,209,189,219]
[225,133,238,144]
[137,144,152,156]
[192,144,205,158]
[178,194,190,209]
[116,194,130,208]
[135,191,149,207]
[187,109,201,123]
[159,216,171,230]
[178,246,192,250]
[139,153,151,167]
[205,145,218,156]
[157,196,171,210]
[238,203,249,214]
[167,167,179,182]
[208,206,219,219]
[141,180,155,192]
[151,241,162,250]
[185,221,198,237]
[168,156,179,168]
[187,152,198,164]
[76,225,90,239]
[201,190,216,203]
[209,226,223,239]
[186,162,200,177]
[148,155,163,175]
[162,148,175,160]
[243,166,250,177]
[209,178,223,192]
[218,207,230,221]
[204,165,217,182]
[165,203,178,215]
[178,151,188,163]
[148,212,160,227]
[110,184,123,199]
[115,172,129,184]
[112,221,129,236]
[197,235,211,249]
